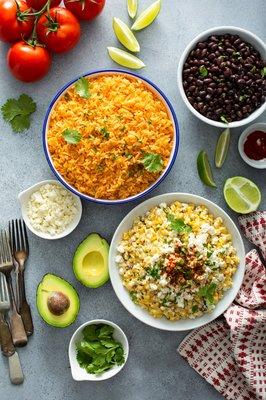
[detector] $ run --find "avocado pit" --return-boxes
[47,291,70,316]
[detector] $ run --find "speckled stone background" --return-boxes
[0,1,265,399]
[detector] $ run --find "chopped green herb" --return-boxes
[167,215,192,234]
[129,292,138,303]
[162,295,170,306]
[192,305,198,313]
[183,269,192,279]
[76,324,125,375]
[100,127,110,139]
[239,95,247,102]
[75,77,90,99]
[198,283,217,306]
[140,153,163,173]
[232,51,242,60]
[220,115,229,124]
[62,129,81,144]
[251,66,256,73]
[261,67,266,78]
[199,65,208,77]
[124,151,133,159]
[207,250,213,258]
[1,94,36,133]
[147,263,161,279]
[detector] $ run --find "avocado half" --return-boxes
[36,274,80,328]
[72,233,109,288]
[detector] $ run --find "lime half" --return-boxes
[127,0,138,19]
[107,47,145,69]
[131,0,161,31]
[215,128,230,168]
[197,150,216,187]
[113,17,140,52]
[224,177,261,214]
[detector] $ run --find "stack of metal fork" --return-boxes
[0,219,34,384]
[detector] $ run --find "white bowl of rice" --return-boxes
[109,193,245,331]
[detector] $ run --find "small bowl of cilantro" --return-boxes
[68,319,129,381]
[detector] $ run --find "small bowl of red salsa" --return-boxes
[238,122,266,169]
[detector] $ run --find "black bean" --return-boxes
[237,79,245,85]
[208,53,216,60]
[198,42,206,49]
[224,68,232,76]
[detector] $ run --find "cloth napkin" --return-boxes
[178,211,266,400]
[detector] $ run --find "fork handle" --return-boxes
[20,300,34,337]
[18,270,34,336]
[0,313,15,357]
[8,351,24,384]
[9,309,28,347]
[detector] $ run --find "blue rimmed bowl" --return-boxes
[42,69,179,205]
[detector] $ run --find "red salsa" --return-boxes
[244,130,266,161]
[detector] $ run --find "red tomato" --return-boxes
[0,0,34,42]
[7,41,51,82]
[36,7,80,53]
[64,0,105,21]
[26,0,61,10]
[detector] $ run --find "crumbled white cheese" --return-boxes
[27,183,78,236]
[149,283,158,291]
[115,255,123,263]
[200,223,216,235]
[116,244,125,253]
[188,232,208,252]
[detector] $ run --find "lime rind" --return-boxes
[127,0,138,19]
[197,150,216,188]
[215,128,230,168]
[223,176,261,214]
[107,47,145,69]
[113,17,140,52]
[131,0,161,31]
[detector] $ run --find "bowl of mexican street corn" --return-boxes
[109,193,245,331]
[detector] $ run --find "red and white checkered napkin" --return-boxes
[178,212,266,400]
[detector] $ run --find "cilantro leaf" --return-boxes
[167,214,192,234]
[199,65,208,77]
[261,67,266,78]
[76,324,125,375]
[1,94,36,133]
[1,99,22,121]
[129,291,138,303]
[17,94,36,115]
[62,129,81,144]
[100,127,110,139]
[11,115,30,133]
[147,263,161,279]
[198,283,217,306]
[75,77,90,99]
[192,305,198,313]
[141,153,163,173]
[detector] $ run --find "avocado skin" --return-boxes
[36,273,80,328]
[72,233,109,288]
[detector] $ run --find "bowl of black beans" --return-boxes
[178,26,266,128]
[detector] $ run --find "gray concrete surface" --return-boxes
[0,0,265,399]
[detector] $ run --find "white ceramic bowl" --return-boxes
[68,319,129,381]
[18,179,82,240]
[238,122,266,169]
[109,193,245,331]
[177,26,266,128]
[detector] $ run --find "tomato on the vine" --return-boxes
[63,0,105,21]
[36,7,80,53]
[26,0,61,11]
[7,41,51,82]
[0,0,34,42]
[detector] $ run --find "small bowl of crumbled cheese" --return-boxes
[18,180,82,239]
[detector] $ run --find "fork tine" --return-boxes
[8,221,14,254]
[15,219,22,252]
[5,230,12,262]
[0,273,4,302]
[21,219,29,253]
[0,272,9,303]
[1,230,7,263]
[0,231,3,265]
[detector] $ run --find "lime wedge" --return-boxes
[224,177,261,214]
[215,128,230,168]
[107,47,145,69]
[131,0,161,31]
[127,0,138,18]
[113,17,140,52]
[197,150,216,188]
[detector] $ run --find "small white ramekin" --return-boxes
[68,319,129,381]
[238,122,266,169]
[18,179,82,240]
[177,26,266,128]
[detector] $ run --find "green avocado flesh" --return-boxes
[36,274,80,328]
[73,233,109,288]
